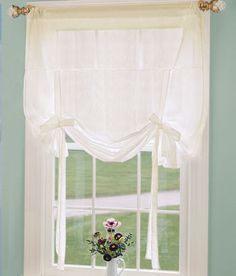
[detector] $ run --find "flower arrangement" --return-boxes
[87,218,134,262]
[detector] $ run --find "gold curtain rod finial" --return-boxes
[198,0,226,13]
[9,4,33,18]
[9,1,226,18]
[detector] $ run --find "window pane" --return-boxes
[141,151,180,210]
[96,157,137,208]
[55,150,93,203]
[54,210,92,266]
[95,211,136,269]
[140,213,179,271]
[66,135,74,143]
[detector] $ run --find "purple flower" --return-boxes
[109,243,118,251]
[98,238,106,244]
[114,233,123,240]
[103,253,112,262]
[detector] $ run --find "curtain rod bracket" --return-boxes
[9,1,226,18]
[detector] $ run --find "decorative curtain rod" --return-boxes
[9,0,225,18]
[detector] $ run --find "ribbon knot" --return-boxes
[40,116,76,133]
[149,113,181,142]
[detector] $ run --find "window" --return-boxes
[24,1,209,276]
[24,129,208,276]
[53,141,180,271]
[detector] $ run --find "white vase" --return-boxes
[106,258,125,276]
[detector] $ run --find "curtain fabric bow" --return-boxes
[146,114,180,269]
[40,115,76,270]
[40,116,76,133]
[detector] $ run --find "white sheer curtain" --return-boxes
[24,2,207,270]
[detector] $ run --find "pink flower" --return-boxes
[103,218,121,230]
[107,235,113,242]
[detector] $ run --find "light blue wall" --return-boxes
[1,1,26,276]
[0,1,236,276]
[209,1,236,275]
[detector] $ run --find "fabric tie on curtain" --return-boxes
[146,114,180,269]
[40,116,76,269]
[40,116,76,133]
[56,128,67,270]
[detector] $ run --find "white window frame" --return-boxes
[24,1,210,276]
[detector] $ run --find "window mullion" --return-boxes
[136,153,141,270]
[55,205,180,215]
[92,156,96,268]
